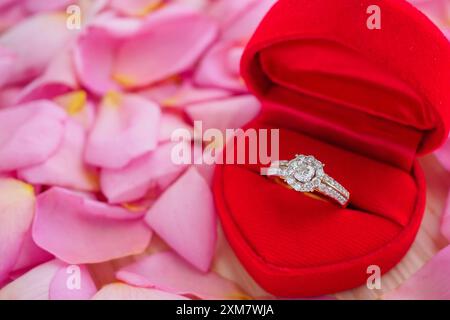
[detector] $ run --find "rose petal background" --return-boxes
[0,0,449,301]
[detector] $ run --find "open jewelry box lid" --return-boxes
[241,0,450,168]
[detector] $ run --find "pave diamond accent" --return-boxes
[323,174,350,198]
[317,183,348,206]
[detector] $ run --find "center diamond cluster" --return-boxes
[283,155,324,192]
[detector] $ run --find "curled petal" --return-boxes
[32,187,152,264]
[221,0,276,41]
[18,50,78,103]
[101,141,190,204]
[0,260,60,300]
[145,167,216,272]
[385,245,450,299]
[0,179,35,284]
[18,120,99,192]
[75,5,218,93]
[117,251,246,299]
[112,5,218,88]
[12,229,53,275]
[0,100,66,172]
[194,40,245,92]
[92,283,188,300]
[186,95,261,133]
[0,13,72,85]
[74,26,120,95]
[85,92,161,169]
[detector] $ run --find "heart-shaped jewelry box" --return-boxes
[213,0,450,297]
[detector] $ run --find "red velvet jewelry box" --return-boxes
[213,0,450,297]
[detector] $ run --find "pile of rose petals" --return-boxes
[0,0,273,300]
[0,0,449,300]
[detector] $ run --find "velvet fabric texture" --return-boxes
[213,0,450,296]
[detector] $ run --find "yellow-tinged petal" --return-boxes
[0,179,36,202]
[112,74,137,88]
[102,91,123,108]
[135,1,166,17]
[162,97,178,107]
[0,178,36,282]
[227,293,254,300]
[54,90,87,116]
[122,203,147,212]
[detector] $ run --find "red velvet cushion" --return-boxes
[213,0,450,297]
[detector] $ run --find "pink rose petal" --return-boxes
[385,245,450,299]
[195,1,275,92]
[93,283,188,300]
[0,86,21,109]
[53,91,96,130]
[117,251,246,299]
[109,0,163,16]
[140,80,231,108]
[0,3,28,33]
[0,260,60,300]
[409,0,449,27]
[221,0,276,41]
[207,0,253,28]
[101,141,191,204]
[49,263,97,300]
[12,229,53,274]
[18,50,78,103]
[19,120,99,192]
[440,189,450,241]
[145,167,216,272]
[75,5,218,94]
[0,13,72,85]
[74,25,120,95]
[0,46,15,88]
[85,92,161,169]
[186,95,261,133]
[158,113,193,143]
[194,40,246,92]
[113,5,217,88]
[24,0,74,13]
[0,179,35,284]
[0,100,67,172]
[32,187,152,264]
[173,0,209,11]
[0,0,17,9]
[434,138,450,172]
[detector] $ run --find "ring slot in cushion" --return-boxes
[227,122,417,228]
[222,165,403,268]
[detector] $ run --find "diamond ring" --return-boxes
[266,155,350,207]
